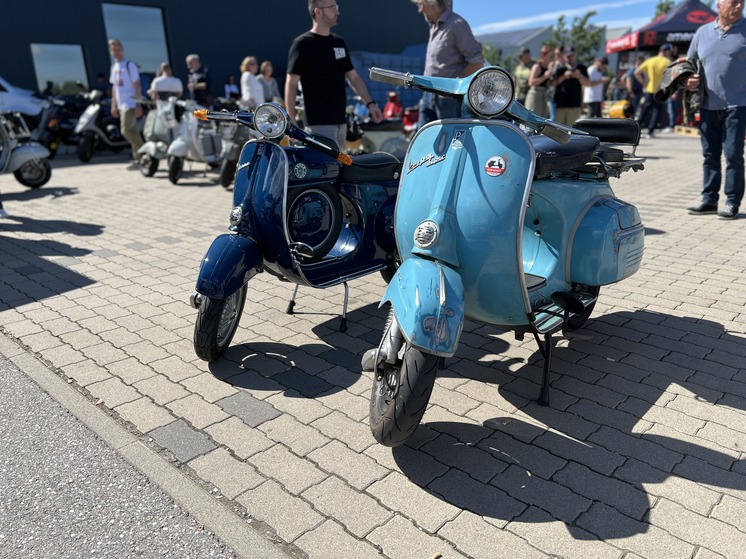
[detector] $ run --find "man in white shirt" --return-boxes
[108,39,143,155]
[148,62,183,100]
[583,56,609,118]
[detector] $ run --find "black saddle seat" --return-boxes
[530,134,600,177]
[572,117,641,146]
[340,152,402,182]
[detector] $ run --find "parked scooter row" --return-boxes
[190,66,647,451]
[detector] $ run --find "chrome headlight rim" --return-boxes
[254,102,287,139]
[467,68,514,118]
[229,205,243,226]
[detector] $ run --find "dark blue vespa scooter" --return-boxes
[189,103,401,362]
[362,67,646,447]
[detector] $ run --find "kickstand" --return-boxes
[339,282,348,332]
[532,331,554,406]
[286,284,300,314]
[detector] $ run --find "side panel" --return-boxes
[168,137,188,157]
[382,258,465,357]
[195,234,262,299]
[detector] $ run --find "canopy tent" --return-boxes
[605,0,716,54]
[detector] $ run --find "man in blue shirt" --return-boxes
[686,0,746,219]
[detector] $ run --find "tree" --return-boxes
[481,43,518,73]
[552,11,605,65]
[656,0,675,16]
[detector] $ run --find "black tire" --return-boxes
[14,159,52,188]
[564,286,601,331]
[139,154,159,177]
[77,133,95,163]
[168,156,184,184]
[369,337,440,447]
[193,285,248,362]
[219,159,237,188]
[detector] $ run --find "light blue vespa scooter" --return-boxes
[362,66,646,447]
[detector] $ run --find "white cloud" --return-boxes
[473,0,656,34]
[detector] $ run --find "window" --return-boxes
[30,44,88,95]
[102,3,169,76]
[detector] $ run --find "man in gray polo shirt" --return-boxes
[413,0,485,127]
[686,0,746,219]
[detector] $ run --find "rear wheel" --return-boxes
[369,322,440,447]
[168,156,184,184]
[14,159,51,188]
[193,285,247,362]
[564,286,601,331]
[139,154,159,177]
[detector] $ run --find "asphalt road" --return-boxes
[0,354,238,559]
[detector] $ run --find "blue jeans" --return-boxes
[699,107,746,207]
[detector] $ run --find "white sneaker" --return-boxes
[661,127,673,133]
[0,208,9,218]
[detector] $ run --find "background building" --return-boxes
[1,1,428,104]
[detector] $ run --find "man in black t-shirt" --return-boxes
[551,46,589,126]
[285,0,382,148]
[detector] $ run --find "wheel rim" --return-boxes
[217,290,242,346]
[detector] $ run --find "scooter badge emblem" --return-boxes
[485,155,506,177]
[293,162,308,179]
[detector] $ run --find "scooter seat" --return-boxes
[341,152,402,182]
[530,134,600,177]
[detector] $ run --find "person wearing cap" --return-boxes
[550,46,591,126]
[148,62,183,101]
[512,48,533,106]
[634,43,674,137]
[583,56,610,118]
[686,0,746,219]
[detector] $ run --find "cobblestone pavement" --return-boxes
[1,133,745,559]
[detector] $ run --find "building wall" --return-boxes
[1,0,427,100]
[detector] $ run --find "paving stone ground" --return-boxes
[1,133,745,559]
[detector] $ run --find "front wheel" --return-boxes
[139,154,159,177]
[14,159,52,188]
[369,339,440,447]
[193,285,248,362]
[77,133,95,163]
[168,156,183,184]
[219,158,237,188]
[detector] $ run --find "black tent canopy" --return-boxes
[606,0,716,54]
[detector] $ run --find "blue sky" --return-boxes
[455,0,664,35]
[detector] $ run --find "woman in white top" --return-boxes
[239,56,265,110]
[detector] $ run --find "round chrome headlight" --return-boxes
[467,68,514,118]
[229,206,243,226]
[254,103,287,139]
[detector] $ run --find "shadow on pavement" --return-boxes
[389,309,745,539]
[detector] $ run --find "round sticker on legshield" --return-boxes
[485,156,506,177]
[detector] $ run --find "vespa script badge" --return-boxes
[484,155,507,177]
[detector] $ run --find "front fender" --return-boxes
[195,234,262,299]
[168,137,188,157]
[382,258,464,357]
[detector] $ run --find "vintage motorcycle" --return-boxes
[361,66,646,447]
[166,98,222,184]
[136,94,181,177]
[0,111,52,188]
[189,103,401,362]
[74,89,130,162]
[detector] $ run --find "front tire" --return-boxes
[139,154,159,177]
[219,159,237,189]
[193,285,248,362]
[14,159,52,188]
[369,337,440,447]
[168,156,184,184]
[77,133,94,163]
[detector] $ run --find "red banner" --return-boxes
[605,32,639,54]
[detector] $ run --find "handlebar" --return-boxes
[194,106,352,165]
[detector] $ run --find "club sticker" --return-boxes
[485,156,506,177]
[293,162,308,179]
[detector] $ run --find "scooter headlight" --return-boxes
[254,103,287,139]
[229,206,243,226]
[467,68,514,118]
